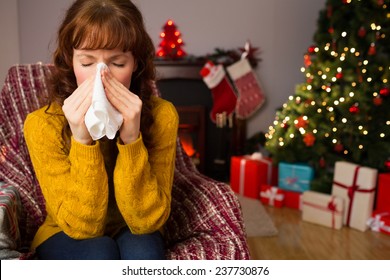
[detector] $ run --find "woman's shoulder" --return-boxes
[25,102,65,131]
[150,95,178,120]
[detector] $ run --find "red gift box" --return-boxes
[260,185,284,207]
[230,153,278,199]
[375,173,390,213]
[367,210,390,235]
[284,189,303,210]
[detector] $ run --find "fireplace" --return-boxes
[155,60,246,181]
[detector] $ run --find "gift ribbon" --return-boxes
[239,159,247,195]
[239,153,273,195]
[303,196,341,229]
[283,165,310,191]
[333,166,375,226]
[366,212,390,233]
[260,186,284,206]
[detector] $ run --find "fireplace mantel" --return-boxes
[154,59,204,80]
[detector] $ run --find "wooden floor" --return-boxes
[247,206,390,259]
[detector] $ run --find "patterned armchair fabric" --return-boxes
[0,63,250,260]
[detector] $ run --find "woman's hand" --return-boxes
[102,69,142,145]
[62,75,94,145]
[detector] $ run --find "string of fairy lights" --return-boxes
[266,0,389,159]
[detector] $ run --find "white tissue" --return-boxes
[85,63,123,140]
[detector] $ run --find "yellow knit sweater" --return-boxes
[24,96,178,250]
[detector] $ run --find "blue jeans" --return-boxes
[36,228,166,260]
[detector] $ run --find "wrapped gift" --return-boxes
[331,161,377,232]
[230,153,277,199]
[260,185,284,207]
[366,210,390,235]
[375,173,390,212]
[278,162,314,193]
[302,191,344,230]
[284,189,303,210]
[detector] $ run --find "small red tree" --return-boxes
[156,19,187,59]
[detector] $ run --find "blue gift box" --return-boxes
[278,162,314,193]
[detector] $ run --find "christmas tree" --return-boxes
[265,0,390,193]
[156,19,186,59]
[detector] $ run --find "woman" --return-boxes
[24,0,178,260]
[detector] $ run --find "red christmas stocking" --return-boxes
[200,61,237,123]
[227,58,265,119]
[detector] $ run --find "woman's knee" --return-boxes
[36,232,120,260]
[115,230,166,260]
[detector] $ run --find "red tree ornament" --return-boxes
[368,43,376,55]
[334,143,344,153]
[373,97,383,106]
[349,104,360,114]
[358,26,366,38]
[295,116,308,128]
[380,87,390,97]
[156,19,187,59]
[303,133,316,146]
[385,159,390,170]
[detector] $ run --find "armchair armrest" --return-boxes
[164,144,250,259]
[0,181,22,259]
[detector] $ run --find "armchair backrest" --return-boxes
[0,63,197,247]
[0,64,53,244]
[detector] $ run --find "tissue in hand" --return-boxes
[85,63,123,140]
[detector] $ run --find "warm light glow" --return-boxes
[167,20,174,26]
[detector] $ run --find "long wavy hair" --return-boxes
[49,0,155,149]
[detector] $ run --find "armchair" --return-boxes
[0,63,250,259]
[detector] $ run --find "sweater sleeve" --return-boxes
[114,99,178,234]
[24,112,109,239]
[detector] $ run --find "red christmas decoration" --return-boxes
[334,143,344,153]
[336,72,343,79]
[373,97,383,106]
[295,116,308,128]
[303,133,316,146]
[358,26,366,38]
[368,43,376,55]
[304,54,312,67]
[308,45,317,54]
[156,19,187,59]
[385,159,390,170]
[380,87,390,97]
[319,157,326,168]
[349,104,360,114]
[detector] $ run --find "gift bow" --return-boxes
[260,186,284,206]
[303,196,341,229]
[366,212,390,233]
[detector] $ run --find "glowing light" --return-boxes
[342,118,347,123]
[359,145,364,150]
[342,32,347,37]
